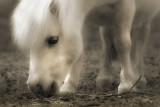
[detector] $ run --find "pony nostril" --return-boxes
[36,84,44,95]
[28,84,45,97]
[51,82,56,90]
[29,84,43,97]
[36,84,42,90]
[47,82,58,97]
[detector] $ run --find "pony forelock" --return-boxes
[11,0,59,50]
[12,0,85,50]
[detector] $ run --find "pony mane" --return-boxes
[11,0,59,49]
[57,0,84,37]
[12,0,89,50]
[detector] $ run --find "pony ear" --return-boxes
[50,1,58,15]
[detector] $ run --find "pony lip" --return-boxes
[11,0,160,97]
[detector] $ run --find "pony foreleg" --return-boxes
[96,26,115,92]
[60,54,83,94]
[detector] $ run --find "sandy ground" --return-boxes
[0,0,160,107]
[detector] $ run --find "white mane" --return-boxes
[11,0,59,49]
[11,0,117,50]
[57,0,83,36]
[11,0,93,50]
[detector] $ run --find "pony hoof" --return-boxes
[134,76,147,90]
[118,76,146,94]
[118,82,137,94]
[96,76,113,92]
[60,83,76,94]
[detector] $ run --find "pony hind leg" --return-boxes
[96,26,117,92]
[131,21,153,90]
[112,0,140,94]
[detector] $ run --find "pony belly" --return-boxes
[133,0,160,28]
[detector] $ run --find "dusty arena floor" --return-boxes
[0,1,160,106]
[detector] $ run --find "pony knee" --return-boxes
[114,34,132,54]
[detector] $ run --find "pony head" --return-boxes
[12,0,83,97]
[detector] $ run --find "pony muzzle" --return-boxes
[27,81,59,98]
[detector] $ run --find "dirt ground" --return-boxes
[0,1,160,107]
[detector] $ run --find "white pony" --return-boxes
[12,0,160,97]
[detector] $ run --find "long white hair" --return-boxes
[11,0,59,49]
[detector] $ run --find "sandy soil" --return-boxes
[0,0,160,107]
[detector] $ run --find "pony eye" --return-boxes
[47,36,59,46]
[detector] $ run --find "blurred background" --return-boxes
[0,0,17,50]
